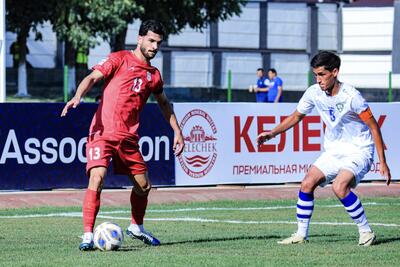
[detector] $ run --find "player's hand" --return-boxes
[173,131,185,156]
[256,131,274,147]
[61,96,81,117]
[379,161,391,186]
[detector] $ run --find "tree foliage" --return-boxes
[6,0,50,39]
[110,0,247,51]
[137,0,246,35]
[8,0,247,64]
[50,0,144,50]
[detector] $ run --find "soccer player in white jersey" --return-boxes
[256,51,391,246]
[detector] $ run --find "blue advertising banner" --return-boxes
[0,103,174,190]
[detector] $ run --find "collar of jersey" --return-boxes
[129,50,152,67]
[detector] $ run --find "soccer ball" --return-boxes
[93,222,124,251]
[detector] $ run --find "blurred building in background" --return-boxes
[4,0,399,101]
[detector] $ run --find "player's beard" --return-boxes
[140,45,157,60]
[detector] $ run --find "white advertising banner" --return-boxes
[174,103,399,186]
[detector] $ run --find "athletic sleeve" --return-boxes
[350,91,369,114]
[92,52,122,78]
[264,78,270,87]
[297,87,315,115]
[152,70,164,94]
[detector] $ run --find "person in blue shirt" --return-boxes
[267,68,283,103]
[249,68,269,102]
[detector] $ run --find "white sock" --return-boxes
[83,232,93,241]
[129,224,145,233]
[296,191,314,238]
[355,213,372,233]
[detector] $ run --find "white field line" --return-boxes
[0,202,395,218]
[98,202,392,214]
[1,212,399,228]
[97,216,400,228]
[0,202,399,228]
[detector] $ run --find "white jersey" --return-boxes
[297,83,374,157]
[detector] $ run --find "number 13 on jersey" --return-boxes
[132,78,143,92]
[88,147,101,160]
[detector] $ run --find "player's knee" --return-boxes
[332,180,348,198]
[89,174,104,191]
[134,182,151,196]
[301,178,317,193]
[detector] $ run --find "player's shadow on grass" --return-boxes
[374,236,400,245]
[311,233,353,242]
[317,234,400,245]
[161,234,280,246]
[116,246,143,252]
[115,235,281,251]
[309,234,340,238]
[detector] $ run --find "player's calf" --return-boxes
[339,191,373,243]
[88,171,105,192]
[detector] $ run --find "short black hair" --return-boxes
[310,51,341,71]
[257,68,264,72]
[139,20,165,37]
[268,68,277,75]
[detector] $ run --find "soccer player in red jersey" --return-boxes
[61,20,185,250]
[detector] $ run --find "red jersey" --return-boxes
[89,50,163,139]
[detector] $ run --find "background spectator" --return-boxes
[249,68,269,102]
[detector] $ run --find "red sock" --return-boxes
[82,189,101,233]
[130,191,148,225]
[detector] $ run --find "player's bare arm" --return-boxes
[255,87,269,93]
[60,70,104,117]
[154,91,185,156]
[256,110,305,147]
[360,108,391,185]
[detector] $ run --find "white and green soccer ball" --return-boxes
[93,222,124,251]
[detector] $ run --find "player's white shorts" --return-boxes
[313,151,373,188]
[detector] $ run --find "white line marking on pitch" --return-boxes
[99,202,390,214]
[0,202,396,218]
[94,216,400,228]
[1,213,399,228]
[3,213,398,228]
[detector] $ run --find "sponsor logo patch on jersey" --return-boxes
[336,102,345,113]
[147,71,152,81]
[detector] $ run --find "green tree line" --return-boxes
[6,0,246,97]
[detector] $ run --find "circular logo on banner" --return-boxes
[178,109,217,178]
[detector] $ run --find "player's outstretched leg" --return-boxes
[79,167,105,251]
[339,191,375,246]
[278,166,324,245]
[333,170,375,246]
[278,191,313,244]
[126,173,160,246]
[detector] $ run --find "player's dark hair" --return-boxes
[311,51,341,71]
[257,68,264,72]
[139,20,165,37]
[268,68,277,75]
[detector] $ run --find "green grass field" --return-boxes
[1,197,399,267]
